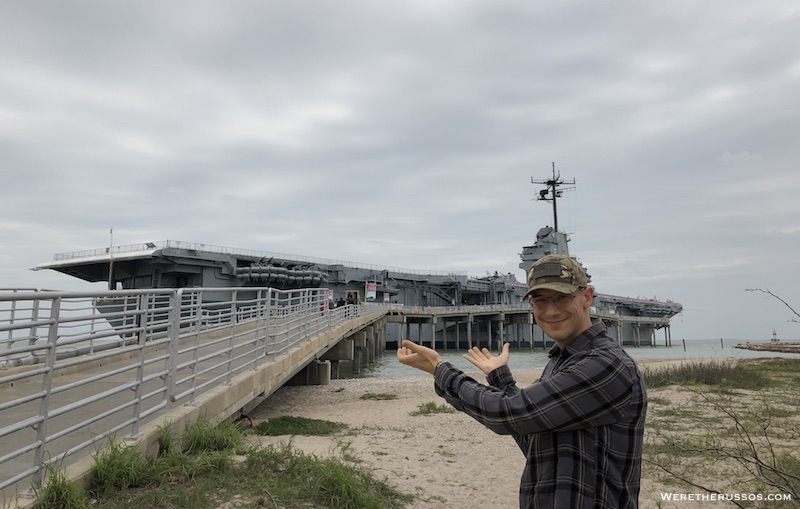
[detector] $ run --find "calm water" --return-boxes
[344,338,800,378]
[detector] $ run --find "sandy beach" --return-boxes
[247,360,729,509]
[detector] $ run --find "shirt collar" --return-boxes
[547,322,607,359]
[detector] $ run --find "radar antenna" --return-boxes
[532,162,575,232]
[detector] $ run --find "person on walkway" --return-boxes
[397,254,646,508]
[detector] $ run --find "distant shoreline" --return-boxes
[735,341,800,354]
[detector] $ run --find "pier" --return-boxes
[386,304,674,350]
[735,341,800,354]
[0,287,387,507]
[1,286,674,507]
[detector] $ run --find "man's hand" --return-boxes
[396,340,442,375]
[463,343,510,375]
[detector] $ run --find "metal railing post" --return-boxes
[88,300,98,354]
[193,291,201,334]
[252,289,266,367]
[30,297,41,348]
[6,292,15,347]
[128,293,147,439]
[264,288,272,356]
[226,291,236,384]
[30,296,60,490]
[188,290,202,406]
[167,289,182,402]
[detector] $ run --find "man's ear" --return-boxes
[583,286,594,307]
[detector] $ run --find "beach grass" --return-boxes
[642,358,772,390]
[409,401,455,416]
[33,466,91,509]
[744,357,800,372]
[253,415,349,436]
[33,416,411,509]
[360,392,398,400]
[643,357,800,506]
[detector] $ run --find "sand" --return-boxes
[246,361,747,509]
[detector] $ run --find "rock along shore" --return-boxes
[735,341,800,354]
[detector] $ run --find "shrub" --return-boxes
[89,440,152,496]
[642,359,769,390]
[254,416,349,436]
[182,419,243,454]
[34,467,90,509]
[360,392,397,400]
[409,402,454,416]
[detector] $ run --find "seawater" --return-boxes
[344,338,800,379]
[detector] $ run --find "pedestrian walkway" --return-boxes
[1,287,385,508]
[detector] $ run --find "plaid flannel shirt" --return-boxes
[434,323,646,509]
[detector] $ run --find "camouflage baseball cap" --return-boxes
[523,255,588,299]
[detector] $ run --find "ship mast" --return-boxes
[532,162,575,232]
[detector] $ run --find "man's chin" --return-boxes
[541,323,564,335]
[541,329,566,343]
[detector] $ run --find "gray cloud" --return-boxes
[2,0,799,339]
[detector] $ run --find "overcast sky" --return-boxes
[2,1,799,341]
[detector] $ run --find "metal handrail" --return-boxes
[0,286,379,500]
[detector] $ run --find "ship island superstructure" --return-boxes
[519,164,682,343]
[34,169,681,348]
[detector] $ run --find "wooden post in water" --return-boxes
[682,339,686,352]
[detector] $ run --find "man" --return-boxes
[397,255,646,508]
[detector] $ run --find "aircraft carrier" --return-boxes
[34,168,682,347]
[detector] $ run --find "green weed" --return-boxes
[33,465,90,509]
[35,417,413,509]
[360,392,398,400]
[243,443,412,509]
[409,402,455,416]
[155,421,177,455]
[182,419,243,454]
[89,440,152,497]
[642,359,770,390]
[253,415,349,436]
